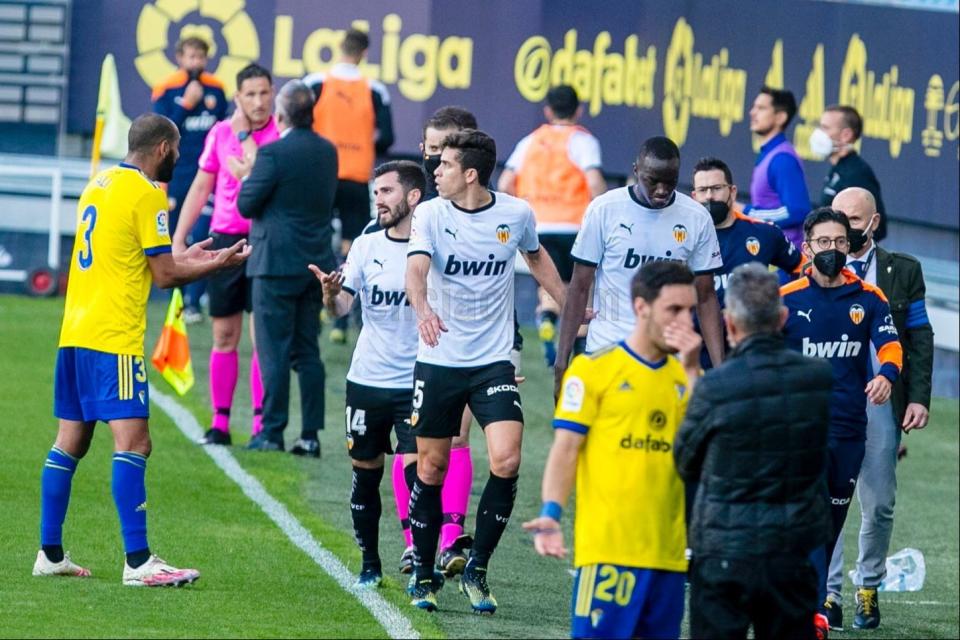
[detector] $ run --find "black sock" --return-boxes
[471,473,518,568]
[351,466,384,569]
[404,462,417,492]
[539,310,559,326]
[42,545,64,563]
[126,547,151,569]
[409,476,442,581]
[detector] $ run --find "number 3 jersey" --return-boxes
[341,228,419,389]
[407,192,539,367]
[59,164,172,356]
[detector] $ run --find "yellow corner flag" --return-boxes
[90,53,132,178]
[151,289,194,395]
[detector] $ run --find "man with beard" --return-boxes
[310,160,425,588]
[555,136,724,394]
[238,80,338,454]
[780,207,903,635]
[33,114,251,585]
[173,64,279,449]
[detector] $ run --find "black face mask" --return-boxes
[813,249,846,278]
[705,200,730,226]
[423,154,441,178]
[848,228,869,253]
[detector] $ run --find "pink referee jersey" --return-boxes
[198,117,280,235]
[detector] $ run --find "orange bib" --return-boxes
[312,76,375,183]
[515,125,592,228]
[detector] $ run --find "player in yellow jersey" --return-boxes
[33,114,250,586]
[523,261,703,640]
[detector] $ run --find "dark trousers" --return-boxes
[690,556,818,640]
[252,274,325,443]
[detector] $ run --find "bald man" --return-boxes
[824,187,934,631]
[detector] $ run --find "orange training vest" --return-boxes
[312,76,376,183]
[515,124,592,229]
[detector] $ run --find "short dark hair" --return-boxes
[547,85,579,119]
[374,160,427,202]
[825,104,863,141]
[236,63,271,91]
[638,136,680,163]
[759,85,798,129]
[692,156,733,185]
[630,261,695,302]
[423,106,477,138]
[441,129,497,187]
[276,80,314,129]
[803,206,852,239]
[341,28,369,57]
[176,37,209,55]
[128,113,178,154]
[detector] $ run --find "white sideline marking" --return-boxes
[151,385,419,640]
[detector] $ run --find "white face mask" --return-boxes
[809,127,836,158]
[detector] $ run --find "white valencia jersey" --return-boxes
[572,187,723,352]
[408,191,539,367]
[342,229,418,389]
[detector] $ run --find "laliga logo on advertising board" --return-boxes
[135,0,259,98]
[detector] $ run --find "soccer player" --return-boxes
[524,261,703,640]
[33,113,250,585]
[150,35,227,323]
[172,63,278,448]
[690,156,800,365]
[405,129,566,612]
[555,136,724,393]
[310,160,424,589]
[781,207,903,624]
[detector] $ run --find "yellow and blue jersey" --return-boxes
[781,268,903,439]
[58,163,171,356]
[553,342,690,572]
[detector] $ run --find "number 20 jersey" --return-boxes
[58,164,172,356]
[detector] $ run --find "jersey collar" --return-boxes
[618,341,666,369]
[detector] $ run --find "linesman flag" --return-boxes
[90,53,132,178]
[151,289,194,395]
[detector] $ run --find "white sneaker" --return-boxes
[122,555,199,587]
[32,550,91,577]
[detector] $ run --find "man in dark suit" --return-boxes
[238,80,338,456]
[825,187,934,631]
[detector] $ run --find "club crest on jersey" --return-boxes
[156,211,169,236]
[496,224,510,244]
[204,94,217,110]
[410,410,419,427]
[849,304,865,325]
[745,237,760,256]
[649,410,667,430]
[672,224,688,244]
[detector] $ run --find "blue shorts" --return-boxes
[571,564,685,639]
[54,347,150,422]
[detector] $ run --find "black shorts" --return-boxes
[345,380,417,460]
[410,361,523,439]
[207,232,252,317]
[539,232,577,282]
[334,180,373,243]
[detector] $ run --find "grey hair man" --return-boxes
[675,262,834,640]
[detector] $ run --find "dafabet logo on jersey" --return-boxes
[135,1,259,97]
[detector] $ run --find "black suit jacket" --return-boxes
[238,127,338,277]
[874,246,934,425]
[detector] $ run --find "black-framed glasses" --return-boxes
[808,235,850,251]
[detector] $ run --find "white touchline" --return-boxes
[151,385,419,640]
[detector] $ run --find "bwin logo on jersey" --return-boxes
[444,253,507,276]
[849,304,865,325]
[369,284,408,306]
[802,335,863,358]
[496,224,510,244]
[745,237,760,256]
[672,224,688,244]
